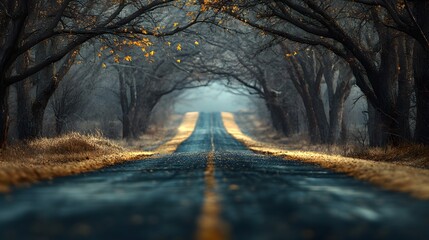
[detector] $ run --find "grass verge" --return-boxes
[233,112,429,169]
[153,112,199,154]
[0,112,199,192]
[222,112,429,200]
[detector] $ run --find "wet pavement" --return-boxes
[1,112,429,240]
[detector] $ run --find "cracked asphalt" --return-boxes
[1,112,429,240]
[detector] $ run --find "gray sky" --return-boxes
[175,83,250,113]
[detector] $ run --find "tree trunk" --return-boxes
[135,98,158,135]
[30,101,49,138]
[277,105,292,136]
[413,2,429,144]
[379,44,398,145]
[328,97,345,144]
[301,94,320,143]
[0,83,9,148]
[289,100,301,134]
[340,113,348,145]
[413,43,429,144]
[118,70,137,140]
[367,103,386,147]
[311,95,329,143]
[15,46,52,139]
[395,36,413,142]
[22,67,58,139]
[55,118,65,135]
[265,97,291,137]
[122,116,132,139]
[15,79,34,139]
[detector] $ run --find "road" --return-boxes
[1,112,429,240]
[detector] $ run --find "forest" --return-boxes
[0,0,428,148]
[2,1,429,239]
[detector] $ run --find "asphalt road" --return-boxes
[1,112,429,240]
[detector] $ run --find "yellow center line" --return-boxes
[195,115,229,240]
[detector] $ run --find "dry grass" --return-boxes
[116,114,184,151]
[153,112,199,154]
[234,112,429,169]
[0,113,199,192]
[348,145,429,169]
[222,112,429,200]
[0,133,151,192]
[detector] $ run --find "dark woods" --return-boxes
[0,0,428,147]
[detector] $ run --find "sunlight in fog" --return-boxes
[175,83,250,113]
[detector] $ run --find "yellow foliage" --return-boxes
[285,51,298,58]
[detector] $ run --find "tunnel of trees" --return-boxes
[0,0,428,148]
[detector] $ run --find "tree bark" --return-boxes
[0,82,9,148]
[134,95,159,135]
[328,96,346,144]
[55,118,65,135]
[16,43,77,140]
[266,102,291,136]
[368,103,386,147]
[15,52,33,139]
[301,92,320,143]
[413,42,429,144]
[311,92,329,143]
[264,90,291,137]
[413,1,429,144]
[118,70,138,139]
[15,79,33,139]
[395,36,414,142]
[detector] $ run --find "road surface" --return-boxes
[1,112,429,240]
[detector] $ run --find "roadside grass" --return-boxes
[222,112,429,200]
[154,112,199,154]
[0,112,199,192]
[0,132,151,192]
[234,112,429,169]
[116,114,184,151]
[348,145,429,169]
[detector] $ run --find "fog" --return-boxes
[175,83,251,113]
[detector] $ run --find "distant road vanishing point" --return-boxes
[1,112,429,240]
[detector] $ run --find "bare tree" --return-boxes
[352,0,429,143]
[50,61,98,135]
[205,0,417,145]
[110,36,209,139]
[0,0,207,146]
